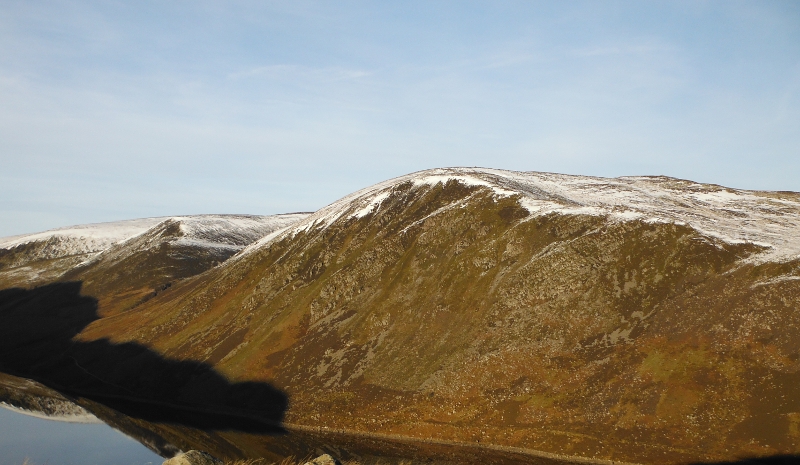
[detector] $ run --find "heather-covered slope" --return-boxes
[72,169,800,464]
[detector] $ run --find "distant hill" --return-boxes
[2,168,800,464]
[0,214,309,294]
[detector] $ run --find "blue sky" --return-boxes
[1,1,799,236]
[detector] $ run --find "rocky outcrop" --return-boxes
[302,454,339,465]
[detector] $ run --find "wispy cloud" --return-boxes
[572,42,674,57]
[479,52,539,70]
[229,64,371,82]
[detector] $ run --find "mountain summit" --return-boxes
[271,168,800,262]
[2,168,799,463]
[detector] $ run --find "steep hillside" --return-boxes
[66,168,800,464]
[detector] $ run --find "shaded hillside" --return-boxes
[0,283,288,433]
[68,169,800,464]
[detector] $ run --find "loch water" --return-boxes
[0,372,575,465]
[0,404,161,465]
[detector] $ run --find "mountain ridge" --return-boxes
[256,168,799,263]
[0,213,310,291]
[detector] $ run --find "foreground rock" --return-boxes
[303,454,339,465]
[162,450,222,465]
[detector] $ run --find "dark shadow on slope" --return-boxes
[691,457,800,465]
[0,282,287,433]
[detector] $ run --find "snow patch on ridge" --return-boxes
[353,191,391,219]
[411,174,517,197]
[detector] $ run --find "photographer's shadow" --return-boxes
[0,282,287,433]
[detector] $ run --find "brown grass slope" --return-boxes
[70,180,800,464]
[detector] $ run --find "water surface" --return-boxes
[0,372,579,465]
[0,404,162,465]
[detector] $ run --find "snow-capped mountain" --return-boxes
[75,214,309,270]
[267,167,800,263]
[0,214,309,289]
[64,213,310,311]
[0,218,162,271]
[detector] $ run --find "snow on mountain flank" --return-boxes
[0,218,165,251]
[76,213,311,269]
[172,214,308,249]
[0,214,310,268]
[0,218,165,264]
[265,168,800,263]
